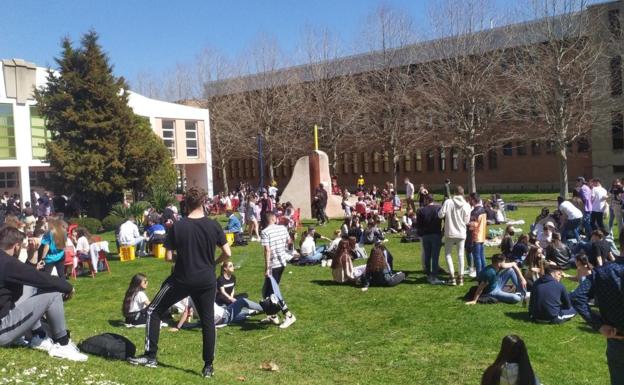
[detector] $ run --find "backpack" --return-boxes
[78,333,136,360]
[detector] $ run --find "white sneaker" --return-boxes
[469,270,477,278]
[48,341,88,362]
[29,335,54,352]
[260,315,280,325]
[279,314,296,329]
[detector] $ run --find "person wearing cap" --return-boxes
[529,265,576,324]
[576,177,593,237]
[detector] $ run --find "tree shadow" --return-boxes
[504,311,532,323]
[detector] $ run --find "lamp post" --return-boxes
[257,133,265,189]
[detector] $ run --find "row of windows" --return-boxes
[0,104,50,161]
[161,120,199,158]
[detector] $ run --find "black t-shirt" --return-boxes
[165,216,226,288]
[216,274,236,306]
[510,242,528,262]
[590,240,611,266]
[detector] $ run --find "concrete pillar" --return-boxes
[19,165,29,207]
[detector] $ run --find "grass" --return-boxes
[0,204,615,385]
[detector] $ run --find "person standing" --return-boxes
[404,178,415,212]
[608,179,623,234]
[313,183,328,226]
[438,185,471,286]
[590,178,609,234]
[468,193,487,276]
[416,194,443,284]
[260,212,296,329]
[571,233,624,385]
[128,187,231,378]
[576,177,593,236]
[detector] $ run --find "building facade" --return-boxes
[0,59,213,205]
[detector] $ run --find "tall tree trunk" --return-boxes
[558,144,569,198]
[220,158,229,195]
[392,148,399,191]
[331,143,338,176]
[267,158,275,186]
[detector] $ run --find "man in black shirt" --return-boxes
[589,230,614,267]
[129,187,231,378]
[416,194,442,284]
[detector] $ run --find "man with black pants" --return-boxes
[260,212,296,329]
[129,187,231,378]
[313,183,328,226]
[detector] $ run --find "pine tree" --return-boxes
[35,31,174,217]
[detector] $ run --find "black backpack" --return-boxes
[78,333,136,360]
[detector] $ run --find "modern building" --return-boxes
[0,59,213,205]
[206,0,623,193]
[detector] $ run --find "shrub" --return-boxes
[68,217,102,234]
[102,215,124,232]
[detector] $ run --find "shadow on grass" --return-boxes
[157,361,200,376]
[309,280,345,287]
[231,320,272,331]
[108,320,128,328]
[577,325,597,334]
[504,311,532,322]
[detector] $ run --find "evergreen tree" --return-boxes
[34,31,174,217]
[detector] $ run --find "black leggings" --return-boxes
[145,277,216,365]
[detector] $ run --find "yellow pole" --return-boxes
[314,124,319,151]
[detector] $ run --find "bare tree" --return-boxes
[298,27,363,174]
[514,0,607,196]
[132,70,163,99]
[359,5,423,188]
[417,0,521,193]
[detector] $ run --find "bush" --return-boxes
[102,215,124,232]
[68,217,103,234]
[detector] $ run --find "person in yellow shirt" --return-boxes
[357,175,365,192]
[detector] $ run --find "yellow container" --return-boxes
[119,245,135,262]
[225,232,235,246]
[152,244,166,259]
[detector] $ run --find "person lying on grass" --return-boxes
[466,254,527,305]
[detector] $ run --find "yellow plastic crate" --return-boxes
[225,232,235,246]
[119,245,135,262]
[152,244,166,259]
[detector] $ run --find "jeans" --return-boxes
[607,339,624,385]
[224,298,263,324]
[421,234,441,277]
[488,268,524,304]
[562,218,581,242]
[444,237,465,277]
[300,245,326,263]
[582,211,592,237]
[122,237,146,254]
[473,242,486,275]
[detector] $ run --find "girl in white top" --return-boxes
[123,273,150,325]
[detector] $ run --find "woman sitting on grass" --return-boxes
[123,273,150,326]
[523,246,546,291]
[500,225,515,259]
[332,239,366,284]
[544,232,571,268]
[481,335,540,385]
[564,254,593,290]
[360,244,405,291]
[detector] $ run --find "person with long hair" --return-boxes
[245,195,260,242]
[38,218,68,279]
[500,225,515,259]
[331,239,366,284]
[122,273,150,325]
[544,232,571,268]
[565,254,593,286]
[360,244,405,291]
[481,335,539,385]
[523,246,546,290]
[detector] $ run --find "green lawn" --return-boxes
[0,205,614,385]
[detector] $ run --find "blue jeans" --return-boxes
[562,218,581,242]
[607,339,624,385]
[300,245,326,263]
[473,243,486,275]
[224,298,263,324]
[421,234,441,277]
[582,211,592,237]
[489,268,524,304]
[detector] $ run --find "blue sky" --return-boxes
[1,0,604,85]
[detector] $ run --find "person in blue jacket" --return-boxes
[528,265,576,323]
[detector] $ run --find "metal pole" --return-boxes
[314,124,319,151]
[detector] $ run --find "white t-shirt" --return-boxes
[559,201,583,220]
[300,236,316,256]
[591,186,608,213]
[119,221,140,244]
[405,182,414,199]
[129,291,149,313]
[76,236,90,254]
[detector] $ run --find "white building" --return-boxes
[0,58,213,205]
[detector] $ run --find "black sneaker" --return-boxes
[202,365,214,378]
[128,355,158,368]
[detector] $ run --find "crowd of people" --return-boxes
[0,175,622,383]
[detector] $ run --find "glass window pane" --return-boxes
[186,131,196,139]
[186,140,197,148]
[186,149,198,157]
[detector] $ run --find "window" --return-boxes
[609,9,621,38]
[611,56,622,96]
[404,152,412,172]
[613,112,624,150]
[415,150,422,172]
[439,148,446,171]
[577,137,590,153]
[488,149,498,169]
[30,171,50,187]
[502,143,513,156]
[352,153,359,173]
[545,141,555,154]
[185,121,198,158]
[364,152,372,173]
[531,141,541,155]
[161,119,176,157]
[342,153,349,174]
[426,150,435,172]
[517,142,527,156]
[0,104,16,159]
[0,171,18,188]
[30,107,50,160]
[475,154,484,171]
[451,148,459,171]
[383,151,390,173]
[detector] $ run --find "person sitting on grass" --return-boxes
[481,335,540,385]
[360,244,405,291]
[0,226,87,361]
[362,219,384,245]
[510,234,529,264]
[528,265,576,324]
[544,232,571,268]
[122,273,150,326]
[564,254,593,289]
[332,239,366,284]
[466,254,527,305]
[500,225,515,259]
[216,261,244,306]
[523,245,548,291]
[298,226,330,264]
